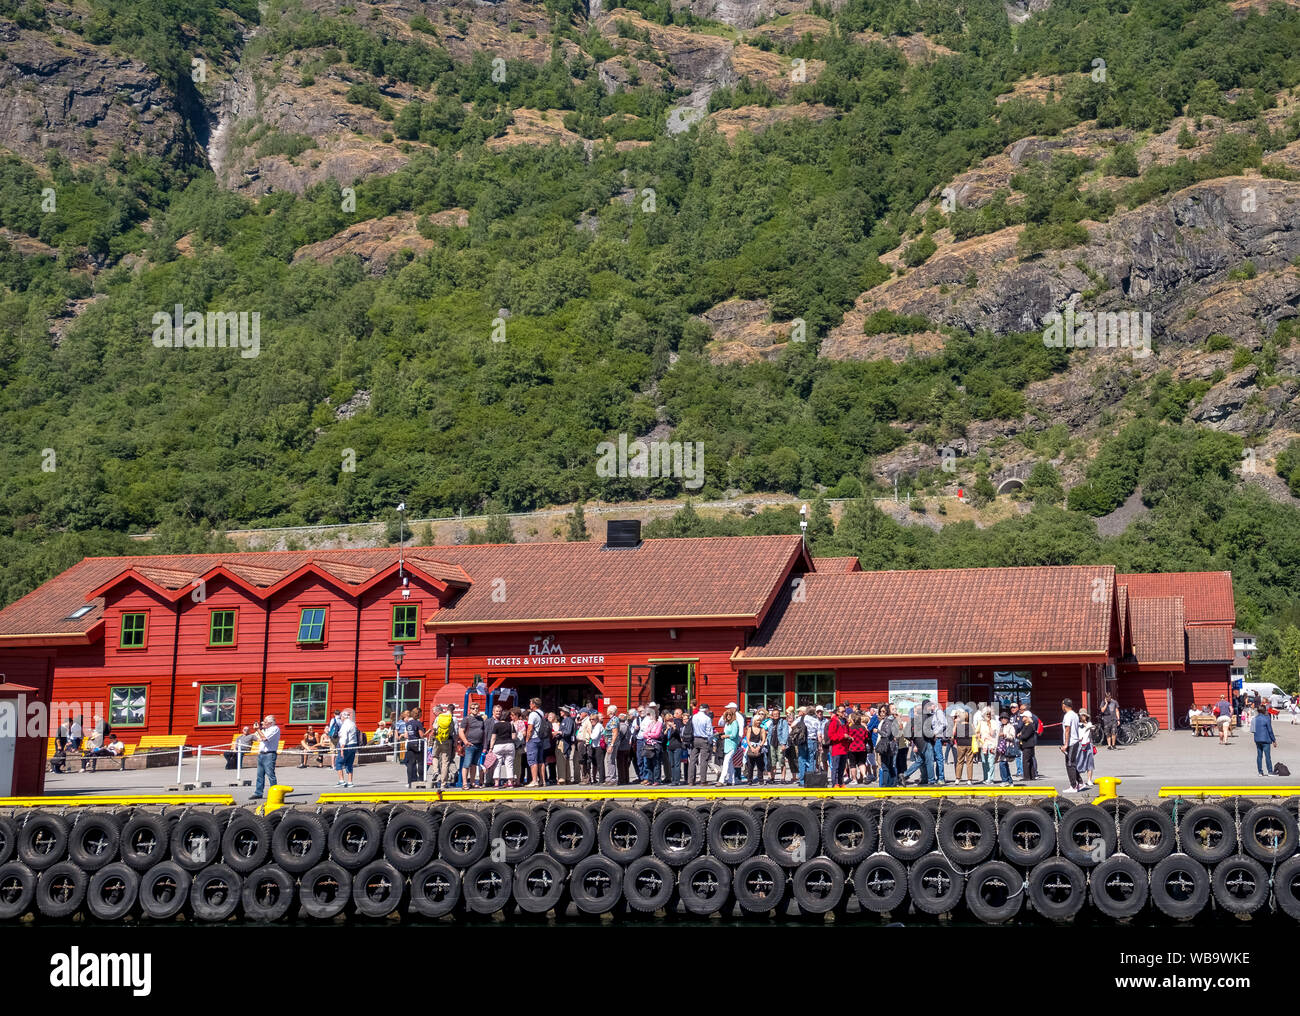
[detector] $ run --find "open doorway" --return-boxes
[497,680,601,716]
[652,663,691,714]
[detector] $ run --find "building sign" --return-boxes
[485,635,605,668]
[888,679,938,724]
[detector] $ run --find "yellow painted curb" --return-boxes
[1157,786,1300,798]
[316,785,1058,805]
[0,795,236,807]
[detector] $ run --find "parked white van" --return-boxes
[1241,682,1293,710]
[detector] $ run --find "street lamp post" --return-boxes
[392,643,405,764]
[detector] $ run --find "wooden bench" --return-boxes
[47,737,137,772]
[1190,715,1235,736]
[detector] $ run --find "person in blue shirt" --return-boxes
[1252,697,1278,776]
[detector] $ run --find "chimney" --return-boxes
[604,519,642,549]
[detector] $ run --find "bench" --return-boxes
[1190,715,1235,736]
[47,737,137,772]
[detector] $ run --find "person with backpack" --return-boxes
[427,703,456,788]
[875,704,900,787]
[792,705,817,785]
[1101,692,1120,750]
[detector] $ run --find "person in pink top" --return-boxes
[639,704,665,786]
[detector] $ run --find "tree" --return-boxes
[483,513,516,544]
[566,501,589,541]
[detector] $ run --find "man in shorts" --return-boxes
[1100,692,1119,750]
[527,697,549,788]
[1215,695,1234,744]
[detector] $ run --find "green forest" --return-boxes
[0,0,1299,685]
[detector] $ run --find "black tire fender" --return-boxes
[120,813,170,871]
[489,808,540,864]
[1240,804,1299,864]
[821,807,876,866]
[790,857,845,915]
[997,806,1056,866]
[86,862,139,921]
[734,855,786,913]
[171,812,224,872]
[1148,854,1209,921]
[270,812,328,874]
[598,807,651,863]
[1057,804,1116,867]
[299,861,351,920]
[761,806,820,868]
[512,853,567,914]
[1026,858,1086,921]
[0,815,15,865]
[36,860,87,919]
[462,859,512,915]
[352,860,405,918]
[624,855,676,912]
[852,853,908,914]
[326,808,383,870]
[241,864,295,922]
[543,808,596,865]
[1178,805,1236,865]
[1118,805,1176,865]
[18,813,69,871]
[1089,855,1148,919]
[189,863,242,922]
[569,855,623,914]
[936,804,996,865]
[880,804,934,862]
[706,807,761,865]
[650,807,705,867]
[138,861,189,919]
[384,808,439,872]
[964,860,1024,925]
[409,861,461,918]
[67,812,122,872]
[1271,855,1300,921]
[677,856,731,915]
[1210,854,1269,914]
[220,811,272,874]
[438,809,490,867]
[908,852,963,915]
[0,860,37,919]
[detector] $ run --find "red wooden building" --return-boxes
[0,522,1235,793]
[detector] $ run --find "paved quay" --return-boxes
[33,716,1300,804]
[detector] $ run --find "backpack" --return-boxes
[435,713,455,743]
[789,719,808,748]
[1036,717,1044,736]
[1275,762,1291,777]
[327,717,341,739]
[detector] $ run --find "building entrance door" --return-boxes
[652,663,691,714]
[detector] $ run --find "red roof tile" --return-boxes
[0,537,808,639]
[425,536,808,627]
[1187,623,1233,663]
[1117,572,1234,624]
[735,565,1116,663]
[814,557,862,572]
[1127,596,1186,667]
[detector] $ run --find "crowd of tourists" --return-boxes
[395,695,1126,792]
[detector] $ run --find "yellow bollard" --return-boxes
[254,785,292,816]
[1091,776,1121,805]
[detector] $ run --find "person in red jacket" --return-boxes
[827,704,851,788]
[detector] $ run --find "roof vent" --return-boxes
[604,520,642,549]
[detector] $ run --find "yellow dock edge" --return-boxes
[0,795,236,807]
[316,786,1059,805]
[1158,786,1300,797]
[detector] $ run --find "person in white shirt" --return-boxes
[336,709,359,788]
[1060,699,1082,792]
[250,714,281,800]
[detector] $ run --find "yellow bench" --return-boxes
[137,735,187,751]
